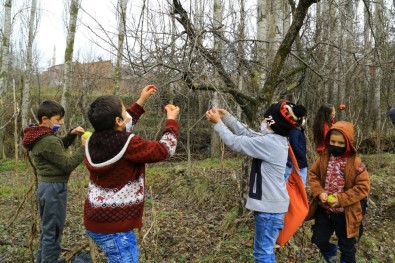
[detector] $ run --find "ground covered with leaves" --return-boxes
[0,153,394,262]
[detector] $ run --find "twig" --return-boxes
[7,180,35,228]
[64,242,89,262]
[141,187,156,242]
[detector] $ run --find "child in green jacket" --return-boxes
[22,100,86,263]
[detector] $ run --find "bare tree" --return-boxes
[114,0,128,95]
[21,0,38,129]
[0,0,13,159]
[373,0,385,153]
[209,0,223,157]
[172,0,317,123]
[62,0,81,130]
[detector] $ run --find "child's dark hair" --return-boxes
[88,95,124,132]
[37,100,65,124]
[312,104,334,148]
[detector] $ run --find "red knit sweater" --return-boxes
[83,103,179,233]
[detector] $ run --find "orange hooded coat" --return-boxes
[306,121,370,238]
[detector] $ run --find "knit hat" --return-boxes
[264,101,307,136]
[389,108,395,125]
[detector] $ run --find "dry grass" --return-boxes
[1,153,395,262]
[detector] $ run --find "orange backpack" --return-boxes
[276,145,309,246]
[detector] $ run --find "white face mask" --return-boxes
[125,112,134,133]
[301,118,306,128]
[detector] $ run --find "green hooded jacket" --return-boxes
[22,125,84,183]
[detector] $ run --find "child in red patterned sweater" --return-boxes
[83,85,179,262]
[306,121,370,263]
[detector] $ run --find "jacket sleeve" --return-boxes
[127,103,145,125]
[39,136,85,174]
[61,132,78,148]
[308,158,326,199]
[213,121,286,161]
[222,113,262,137]
[337,160,370,207]
[123,119,179,163]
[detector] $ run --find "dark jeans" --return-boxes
[312,206,356,263]
[36,182,67,263]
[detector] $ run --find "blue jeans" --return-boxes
[254,212,285,263]
[87,230,139,263]
[284,166,307,186]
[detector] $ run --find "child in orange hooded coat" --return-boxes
[306,121,370,263]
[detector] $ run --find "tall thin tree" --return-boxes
[62,0,81,130]
[0,0,13,159]
[210,0,223,157]
[114,0,128,95]
[21,0,38,129]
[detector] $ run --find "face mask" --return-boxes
[301,118,306,128]
[48,120,61,131]
[328,145,346,156]
[120,113,133,132]
[125,112,134,133]
[52,124,61,131]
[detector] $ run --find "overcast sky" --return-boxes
[35,0,118,69]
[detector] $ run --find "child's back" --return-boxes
[83,87,180,262]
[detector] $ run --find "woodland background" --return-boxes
[0,0,395,262]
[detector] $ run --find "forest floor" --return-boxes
[0,153,394,263]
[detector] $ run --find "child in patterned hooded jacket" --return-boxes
[83,85,179,262]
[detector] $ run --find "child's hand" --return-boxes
[80,135,87,146]
[137,85,157,106]
[319,192,328,203]
[70,126,85,135]
[214,108,228,118]
[206,109,222,124]
[165,104,179,120]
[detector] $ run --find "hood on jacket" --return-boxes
[325,121,356,156]
[22,124,54,150]
[84,130,134,174]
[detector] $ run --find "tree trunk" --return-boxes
[210,0,223,158]
[0,0,12,160]
[114,0,128,95]
[62,0,80,131]
[13,79,19,163]
[21,0,37,129]
[236,0,245,119]
[374,66,382,153]
[373,0,385,154]
[363,0,372,135]
[256,0,268,84]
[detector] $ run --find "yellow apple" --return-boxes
[327,195,336,202]
[83,131,92,139]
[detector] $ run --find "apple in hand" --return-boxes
[327,195,336,202]
[83,131,92,139]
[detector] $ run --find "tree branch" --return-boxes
[262,0,317,103]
